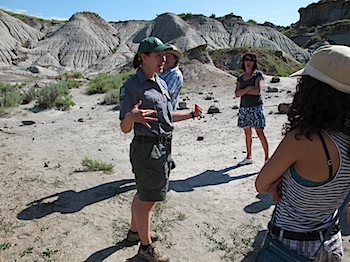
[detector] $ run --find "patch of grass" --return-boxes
[203,218,262,261]
[80,157,114,173]
[151,196,187,248]
[51,179,65,188]
[320,19,350,34]
[0,242,11,250]
[0,218,18,234]
[111,195,187,248]
[20,247,34,257]
[112,218,130,240]
[42,248,58,258]
[21,175,46,185]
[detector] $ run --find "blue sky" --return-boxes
[1,0,317,26]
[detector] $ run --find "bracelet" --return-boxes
[190,111,195,120]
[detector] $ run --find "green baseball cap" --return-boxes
[137,37,171,56]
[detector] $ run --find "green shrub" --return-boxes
[178,13,193,19]
[247,19,257,25]
[54,71,84,81]
[36,82,75,110]
[86,71,134,96]
[64,79,83,89]
[71,71,84,79]
[303,35,325,48]
[21,86,37,104]
[0,82,23,108]
[55,94,75,110]
[103,89,120,105]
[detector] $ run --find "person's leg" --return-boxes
[130,193,138,232]
[244,127,253,159]
[134,196,154,245]
[255,128,269,161]
[129,193,155,244]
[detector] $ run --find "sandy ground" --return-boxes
[1,75,349,262]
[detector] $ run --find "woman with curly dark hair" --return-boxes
[255,45,350,261]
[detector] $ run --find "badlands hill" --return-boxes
[1,0,349,86]
[0,9,310,81]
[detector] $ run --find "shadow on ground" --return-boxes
[241,229,267,262]
[169,165,258,192]
[84,239,143,262]
[244,193,275,214]
[17,179,135,220]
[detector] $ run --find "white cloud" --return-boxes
[0,6,28,14]
[0,6,67,20]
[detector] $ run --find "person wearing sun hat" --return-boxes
[255,44,350,261]
[159,44,184,111]
[119,36,202,262]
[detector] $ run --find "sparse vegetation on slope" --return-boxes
[210,47,304,77]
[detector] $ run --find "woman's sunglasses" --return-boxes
[244,57,255,62]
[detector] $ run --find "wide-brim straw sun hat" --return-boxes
[290,45,350,94]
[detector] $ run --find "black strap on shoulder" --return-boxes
[317,131,333,179]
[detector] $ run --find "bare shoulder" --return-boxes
[279,130,318,158]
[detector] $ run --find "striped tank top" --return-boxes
[273,130,350,232]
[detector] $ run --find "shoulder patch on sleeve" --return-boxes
[119,86,127,101]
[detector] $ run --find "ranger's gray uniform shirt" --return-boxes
[119,68,174,137]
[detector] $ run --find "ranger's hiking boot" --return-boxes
[138,243,169,262]
[126,230,160,244]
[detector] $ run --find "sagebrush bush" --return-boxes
[103,89,120,105]
[36,82,75,110]
[86,71,134,96]
[64,79,83,89]
[21,86,37,104]
[55,71,84,80]
[0,82,23,108]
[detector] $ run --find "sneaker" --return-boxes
[126,230,160,244]
[138,243,169,262]
[238,157,253,166]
